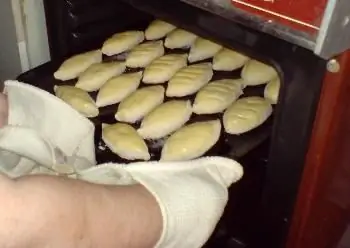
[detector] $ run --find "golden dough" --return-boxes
[143,54,188,84]
[54,85,99,118]
[165,29,197,49]
[138,100,192,140]
[166,63,213,97]
[125,40,165,68]
[223,96,272,135]
[96,71,143,107]
[54,50,102,81]
[145,20,176,40]
[264,77,280,104]
[188,38,222,63]
[102,31,144,56]
[241,59,278,86]
[193,79,244,114]
[102,123,150,161]
[161,120,221,161]
[213,48,250,71]
[115,85,165,123]
[75,62,126,92]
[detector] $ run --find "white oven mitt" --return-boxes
[77,157,244,248]
[0,80,244,248]
[0,80,96,177]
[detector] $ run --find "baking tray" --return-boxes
[17,41,273,164]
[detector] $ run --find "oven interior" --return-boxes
[17,0,327,247]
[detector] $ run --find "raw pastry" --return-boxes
[75,61,126,92]
[102,123,150,161]
[145,20,176,40]
[143,54,188,84]
[213,48,250,71]
[54,50,102,81]
[115,85,165,123]
[241,59,278,86]
[96,71,143,107]
[54,85,99,118]
[166,63,213,97]
[165,29,197,49]
[264,77,280,104]
[102,31,144,56]
[223,96,272,135]
[138,100,192,139]
[193,79,244,114]
[126,40,165,68]
[188,38,222,63]
[161,120,221,161]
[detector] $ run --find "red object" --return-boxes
[231,0,328,34]
[287,51,350,248]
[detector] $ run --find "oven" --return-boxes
[16,0,350,248]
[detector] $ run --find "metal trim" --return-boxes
[315,0,350,59]
[315,0,337,57]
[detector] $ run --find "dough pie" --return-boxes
[264,77,280,104]
[96,71,143,107]
[115,85,165,123]
[161,120,221,161]
[54,50,102,81]
[138,100,192,140]
[223,96,272,135]
[165,29,197,49]
[102,123,150,161]
[54,85,99,118]
[188,38,222,63]
[75,61,126,92]
[102,31,145,56]
[213,48,250,71]
[193,79,244,114]
[241,59,278,86]
[125,40,165,68]
[166,62,213,97]
[145,20,176,40]
[143,54,188,84]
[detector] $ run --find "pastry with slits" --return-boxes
[166,63,213,97]
[143,54,188,84]
[193,79,244,114]
[223,96,272,135]
[126,40,165,68]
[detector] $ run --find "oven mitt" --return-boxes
[0,80,96,177]
[77,156,244,248]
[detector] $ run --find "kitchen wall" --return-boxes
[0,1,23,82]
[0,0,50,82]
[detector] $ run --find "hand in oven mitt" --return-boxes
[77,156,244,248]
[0,80,96,177]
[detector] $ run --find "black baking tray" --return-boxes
[17,42,273,165]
